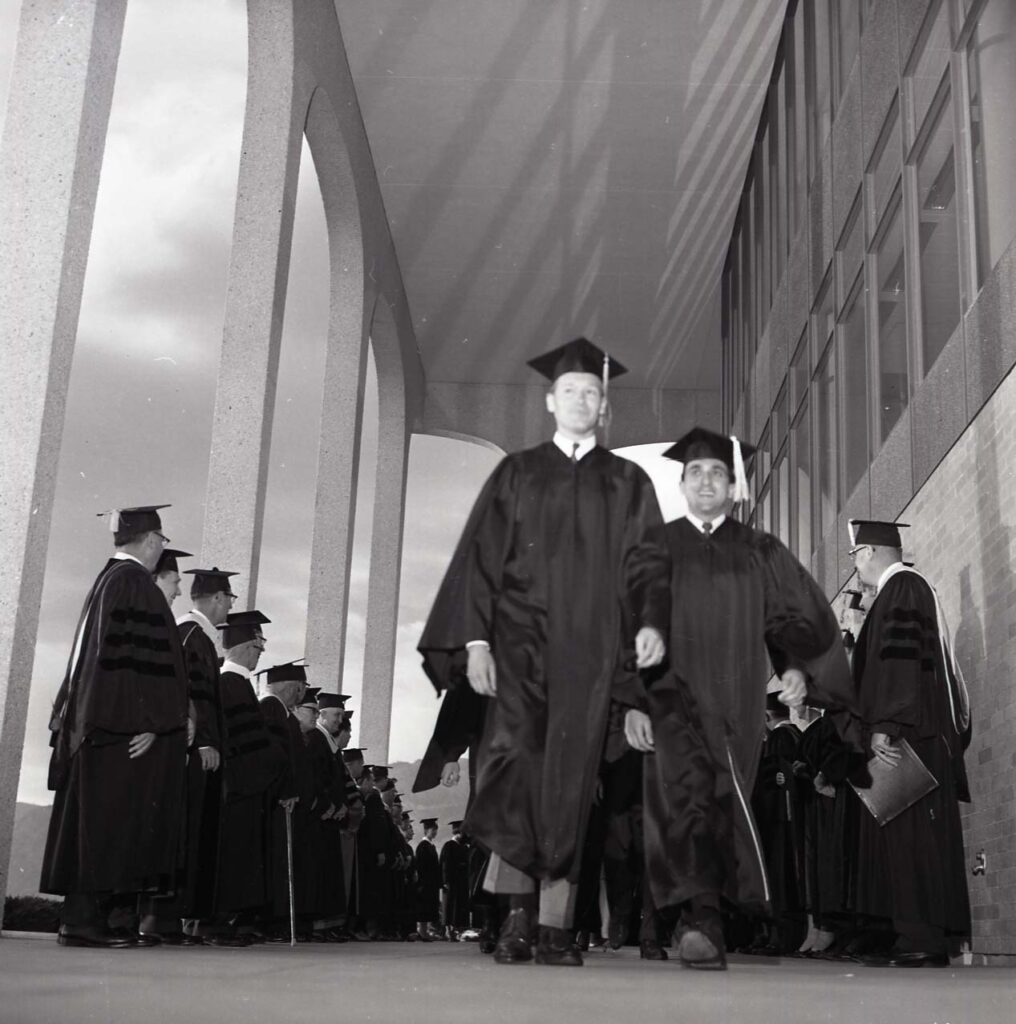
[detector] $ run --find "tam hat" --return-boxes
[316,693,347,710]
[183,566,239,597]
[99,505,169,535]
[370,766,389,781]
[449,820,465,831]
[256,659,308,685]
[420,818,438,829]
[296,687,321,709]
[663,427,755,504]
[342,748,367,762]
[844,589,864,611]
[217,610,270,647]
[154,548,191,574]
[848,519,909,549]
[527,336,626,415]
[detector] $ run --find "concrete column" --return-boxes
[0,0,128,903]
[200,5,305,606]
[303,87,368,693]
[359,322,410,762]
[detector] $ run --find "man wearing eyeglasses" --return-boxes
[41,505,189,947]
[847,520,972,968]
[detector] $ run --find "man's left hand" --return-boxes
[634,626,665,669]
[777,668,807,708]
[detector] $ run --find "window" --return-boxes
[838,274,869,496]
[789,1,808,239]
[873,199,909,441]
[756,138,771,323]
[869,101,901,227]
[808,0,833,180]
[914,86,961,374]
[813,340,838,541]
[835,0,861,102]
[774,446,791,547]
[773,382,789,453]
[792,401,812,558]
[837,193,864,300]
[772,69,788,286]
[907,0,952,133]
[967,0,1016,287]
[790,327,810,413]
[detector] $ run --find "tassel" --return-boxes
[730,435,750,504]
[108,509,120,532]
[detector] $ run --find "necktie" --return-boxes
[571,443,580,463]
[701,521,712,536]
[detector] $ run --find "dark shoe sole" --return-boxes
[57,934,135,949]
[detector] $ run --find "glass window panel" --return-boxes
[790,328,810,412]
[758,482,772,536]
[838,278,869,496]
[813,272,835,352]
[791,1,808,236]
[871,102,901,222]
[757,140,771,323]
[838,195,864,300]
[915,91,961,374]
[773,383,789,452]
[968,0,1016,287]
[909,0,951,132]
[742,194,753,360]
[774,70,788,282]
[775,448,791,547]
[793,401,812,558]
[814,342,838,539]
[757,424,772,485]
[836,0,861,100]
[810,0,833,178]
[873,202,909,441]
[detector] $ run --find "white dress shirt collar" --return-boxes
[553,431,597,462]
[685,512,726,535]
[221,659,251,679]
[112,551,145,566]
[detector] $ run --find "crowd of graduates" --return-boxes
[37,506,480,948]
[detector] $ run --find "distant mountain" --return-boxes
[3,757,470,897]
[7,802,51,897]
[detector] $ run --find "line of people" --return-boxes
[38,506,463,947]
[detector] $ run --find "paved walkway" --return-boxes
[0,935,1010,1024]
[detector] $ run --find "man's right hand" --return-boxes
[871,732,902,767]
[199,746,220,772]
[624,709,655,753]
[467,645,497,697]
[441,762,461,787]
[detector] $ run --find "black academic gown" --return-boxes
[177,617,224,917]
[440,837,471,930]
[415,838,441,922]
[357,790,394,924]
[215,669,286,913]
[852,568,971,939]
[412,683,488,801]
[306,727,346,919]
[638,517,858,916]
[41,557,189,896]
[418,442,670,883]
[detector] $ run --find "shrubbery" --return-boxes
[3,894,61,933]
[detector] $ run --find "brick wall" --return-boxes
[902,364,1016,956]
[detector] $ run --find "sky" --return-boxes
[1,0,686,806]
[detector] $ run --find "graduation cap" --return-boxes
[526,337,626,391]
[663,427,755,504]
[370,765,389,781]
[217,609,270,648]
[342,748,367,762]
[379,779,395,793]
[316,693,347,710]
[420,817,438,829]
[256,659,308,685]
[449,820,465,831]
[98,505,169,535]
[296,687,321,709]
[848,519,909,550]
[154,548,191,575]
[341,710,355,723]
[183,566,239,597]
[844,589,865,611]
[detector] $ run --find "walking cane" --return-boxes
[285,802,296,948]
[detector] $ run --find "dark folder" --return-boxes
[850,738,939,826]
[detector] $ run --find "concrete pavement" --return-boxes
[0,935,1010,1024]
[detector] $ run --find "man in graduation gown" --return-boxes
[152,546,191,606]
[440,820,471,939]
[205,610,280,945]
[623,428,859,970]
[418,337,670,967]
[415,818,442,940]
[356,766,396,938]
[848,520,972,967]
[41,505,189,947]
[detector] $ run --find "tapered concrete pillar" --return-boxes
[303,88,368,692]
[360,323,410,762]
[200,5,305,605]
[0,0,127,903]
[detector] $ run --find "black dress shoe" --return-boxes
[574,930,590,952]
[202,932,252,947]
[57,926,135,949]
[862,950,949,968]
[493,908,533,964]
[607,917,627,950]
[677,929,727,971]
[131,932,162,948]
[534,926,583,967]
[639,939,668,961]
[150,930,201,947]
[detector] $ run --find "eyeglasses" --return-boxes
[154,532,170,545]
[848,545,870,558]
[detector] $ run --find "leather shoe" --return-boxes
[130,931,162,948]
[534,926,583,967]
[150,930,201,947]
[607,916,627,950]
[862,950,949,968]
[57,926,135,949]
[492,908,533,964]
[202,932,251,948]
[677,929,727,971]
[639,938,668,961]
